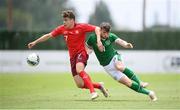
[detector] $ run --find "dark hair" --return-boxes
[100,22,111,32]
[62,10,75,20]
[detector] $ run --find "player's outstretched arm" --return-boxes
[28,33,52,49]
[95,27,104,52]
[115,38,133,49]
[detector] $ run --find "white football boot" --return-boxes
[91,92,99,100]
[99,82,109,97]
[140,82,149,88]
[149,91,157,101]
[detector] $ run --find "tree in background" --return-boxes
[88,0,114,28]
[0,0,75,31]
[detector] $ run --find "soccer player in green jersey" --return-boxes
[86,22,157,101]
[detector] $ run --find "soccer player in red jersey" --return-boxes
[28,10,108,100]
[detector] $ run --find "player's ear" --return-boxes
[70,18,75,22]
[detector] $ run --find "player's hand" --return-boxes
[97,41,104,52]
[126,43,133,48]
[28,41,36,49]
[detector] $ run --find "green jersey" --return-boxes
[86,33,119,66]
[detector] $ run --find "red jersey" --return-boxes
[50,23,96,58]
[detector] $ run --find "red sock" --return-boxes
[92,83,101,89]
[81,73,101,89]
[83,83,101,89]
[79,71,95,93]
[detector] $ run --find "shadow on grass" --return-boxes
[73,99,147,102]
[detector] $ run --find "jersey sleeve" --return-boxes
[86,35,93,49]
[50,25,64,37]
[110,33,119,42]
[81,23,96,32]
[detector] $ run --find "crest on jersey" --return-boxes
[105,40,111,46]
[63,31,68,34]
[75,30,79,34]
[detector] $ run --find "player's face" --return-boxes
[100,29,109,39]
[63,17,74,29]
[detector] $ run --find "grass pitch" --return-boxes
[0,73,180,109]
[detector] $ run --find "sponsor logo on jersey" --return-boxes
[105,40,111,46]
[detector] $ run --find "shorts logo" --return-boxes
[77,54,82,60]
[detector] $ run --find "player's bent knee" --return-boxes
[125,81,132,87]
[73,75,84,88]
[119,76,132,87]
[76,63,85,74]
[115,65,125,72]
[76,69,82,74]
[122,81,132,87]
[76,83,84,88]
[75,81,84,88]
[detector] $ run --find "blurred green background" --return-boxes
[1,0,180,50]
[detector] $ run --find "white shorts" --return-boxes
[103,54,125,81]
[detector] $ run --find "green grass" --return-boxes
[0,73,180,109]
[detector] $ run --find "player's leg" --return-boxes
[91,82,108,98]
[76,62,99,100]
[72,58,108,98]
[73,74,108,98]
[74,51,108,98]
[73,72,102,89]
[71,52,100,89]
[73,73,102,90]
[119,75,157,101]
[70,56,84,88]
[73,75,84,88]
[86,46,108,97]
[103,56,157,101]
[76,51,100,100]
[119,75,149,95]
[115,60,140,84]
[104,66,157,101]
[114,55,148,87]
[103,59,148,95]
[70,54,98,100]
[122,67,148,87]
[76,62,95,93]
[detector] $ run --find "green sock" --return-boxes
[123,68,141,84]
[130,82,150,95]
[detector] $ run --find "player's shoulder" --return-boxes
[88,33,96,41]
[76,23,87,27]
[89,33,96,38]
[77,23,95,28]
[109,32,117,37]
[109,33,119,41]
[74,23,86,29]
[51,25,64,32]
[109,32,119,38]
[55,25,65,30]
